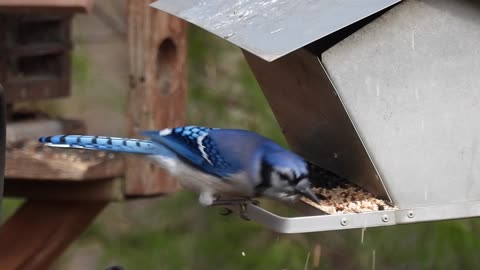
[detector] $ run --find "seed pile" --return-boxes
[301,185,396,214]
[302,163,396,214]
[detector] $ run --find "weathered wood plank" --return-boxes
[0,200,107,270]
[0,0,94,12]
[6,119,85,144]
[0,85,6,212]
[5,141,125,180]
[126,0,187,195]
[4,178,123,201]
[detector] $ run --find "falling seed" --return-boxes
[313,244,321,268]
[224,33,235,39]
[270,28,283,34]
[241,251,246,256]
[303,252,311,270]
[301,184,396,214]
[372,250,376,270]
[361,227,366,244]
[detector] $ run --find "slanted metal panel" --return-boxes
[322,0,480,208]
[151,0,400,62]
[243,49,390,199]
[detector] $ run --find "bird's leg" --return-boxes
[211,197,259,220]
[216,203,250,220]
[219,208,233,216]
[239,203,250,221]
[211,197,259,206]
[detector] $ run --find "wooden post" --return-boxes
[126,1,187,196]
[0,200,107,270]
[0,86,6,213]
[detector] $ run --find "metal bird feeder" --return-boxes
[151,0,480,233]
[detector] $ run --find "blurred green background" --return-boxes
[3,2,480,269]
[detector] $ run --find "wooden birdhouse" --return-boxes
[0,1,188,268]
[0,0,93,103]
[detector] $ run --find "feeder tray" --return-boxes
[152,0,480,233]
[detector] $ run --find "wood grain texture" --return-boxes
[5,142,125,180]
[4,178,123,201]
[126,0,187,196]
[6,119,85,144]
[0,86,5,213]
[1,14,72,103]
[0,200,107,270]
[0,0,93,12]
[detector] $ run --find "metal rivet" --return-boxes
[382,215,389,222]
[340,218,348,226]
[407,211,415,218]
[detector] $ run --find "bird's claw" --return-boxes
[239,203,250,221]
[219,207,233,216]
[211,198,259,220]
[211,198,258,206]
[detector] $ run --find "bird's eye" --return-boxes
[278,173,290,181]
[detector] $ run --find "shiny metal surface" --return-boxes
[244,49,390,199]
[322,0,480,208]
[150,0,400,61]
[245,204,396,234]
[151,0,480,232]
[246,200,480,233]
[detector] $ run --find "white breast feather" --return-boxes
[148,155,253,197]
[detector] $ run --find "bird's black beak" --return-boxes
[295,179,321,204]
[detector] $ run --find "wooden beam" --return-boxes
[4,178,123,201]
[5,141,125,180]
[0,200,107,270]
[126,0,187,196]
[0,86,6,213]
[6,119,85,145]
[0,0,94,13]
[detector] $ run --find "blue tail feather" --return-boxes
[38,135,166,155]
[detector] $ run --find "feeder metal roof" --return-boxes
[151,0,400,61]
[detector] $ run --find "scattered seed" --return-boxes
[301,183,396,214]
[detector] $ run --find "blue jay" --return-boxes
[39,126,320,209]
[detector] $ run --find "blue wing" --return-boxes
[141,126,238,177]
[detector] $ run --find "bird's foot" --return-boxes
[211,198,259,206]
[219,207,233,216]
[211,198,259,220]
